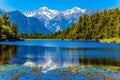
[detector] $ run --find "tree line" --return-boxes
[47,8,120,40]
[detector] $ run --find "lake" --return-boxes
[0,40,120,79]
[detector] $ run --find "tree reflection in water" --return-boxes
[0,45,17,64]
[79,57,120,66]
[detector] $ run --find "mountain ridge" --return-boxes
[24,6,93,32]
[0,10,51,34]
[0,7,94,34]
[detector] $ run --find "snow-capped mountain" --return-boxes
[63,7,86,16]
[24,7,93,32]
[0,7,93,34]
[24,7,60,29]
[25,7,59,20]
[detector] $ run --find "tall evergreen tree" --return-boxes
[1,13,10,27]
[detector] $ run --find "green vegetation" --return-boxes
[1,8,120,43]
[0,13,19,41]
[44,8,120,43]
[99,38,120,44]
[18,33,43,39]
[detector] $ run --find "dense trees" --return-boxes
[19,33,43,39]
[49,8,120,41]
[0,14,19,41]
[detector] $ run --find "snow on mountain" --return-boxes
[25,7,59,20]
[0,7,93,34]
[24,6,92,32]
[39,7,59,19]
[63,7,86,16]
[24,11,36,17]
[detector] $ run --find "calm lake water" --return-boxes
[0,40,120,67]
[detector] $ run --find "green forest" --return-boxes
[49,8,120,41]
[0,14,19,41]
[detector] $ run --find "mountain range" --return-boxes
[0,7,94,34]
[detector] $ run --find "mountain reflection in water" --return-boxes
[0,45,120,68]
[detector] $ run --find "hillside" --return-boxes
[0,10,51,34]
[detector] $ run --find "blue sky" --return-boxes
[0,0,120,12]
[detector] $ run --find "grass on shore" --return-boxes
[24,38,62,41]
[24,38,120,44]
[99,38,120,44]
[24,38,72,41]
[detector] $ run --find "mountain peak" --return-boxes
[39,6,49,11]
[23,6,92,32]
[24,7,87,17]
[71,7,86,13]
[62,7,86,16]
[0,7,93,34]
[72,7,81,10]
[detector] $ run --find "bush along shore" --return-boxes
[99,38,120,44]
